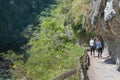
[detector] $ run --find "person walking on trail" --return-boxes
[95,38,103,58]
[89,38,95,56]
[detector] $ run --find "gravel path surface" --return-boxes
[88,47,120,80]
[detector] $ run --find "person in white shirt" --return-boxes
[89,38,95,56]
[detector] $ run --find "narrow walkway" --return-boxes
[88,47,120,80]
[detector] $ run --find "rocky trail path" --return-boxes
[88,47,120,80]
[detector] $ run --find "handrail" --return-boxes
[52,68,77,80]
[52,47,90,80]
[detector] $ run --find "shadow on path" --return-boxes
[88,47,120,80]
[104,58,116,64]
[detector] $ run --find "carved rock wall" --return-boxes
[86,0,120,69]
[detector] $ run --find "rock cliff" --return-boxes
[86,0,120,70]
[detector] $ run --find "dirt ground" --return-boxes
[88,47,120,80]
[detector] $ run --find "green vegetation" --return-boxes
[0,0,55,52]
[0,0,94,80]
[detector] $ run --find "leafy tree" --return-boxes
[25,4,83,79]
[0,0,55,52]
[0,0,94,80]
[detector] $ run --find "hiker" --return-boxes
[89,38,95,56]
[93,36,97,53]
[95,37,103,58]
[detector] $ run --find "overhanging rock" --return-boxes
[86,0,120,70]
